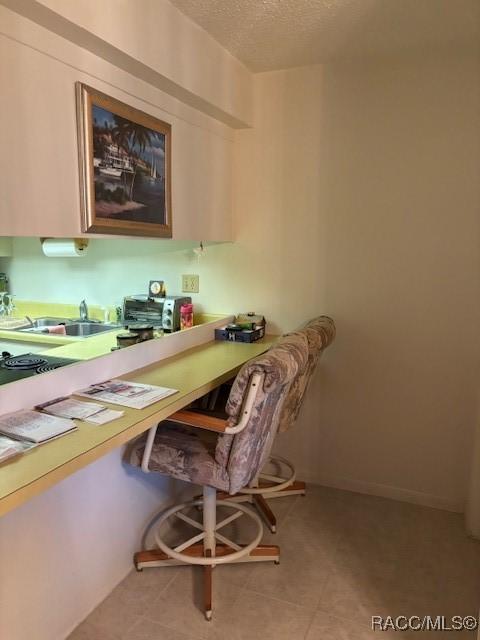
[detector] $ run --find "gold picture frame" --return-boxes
[76,83,172,237]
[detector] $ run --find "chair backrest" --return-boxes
[277,315,335,433]
[215,333,308,494]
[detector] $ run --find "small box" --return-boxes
[215,325,265,343]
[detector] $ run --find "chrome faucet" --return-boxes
[79,299,89,321]
[5,294,15,317]
[0,293,14,317]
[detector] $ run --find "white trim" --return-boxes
[298,471,464,513]
[466,411,480,538]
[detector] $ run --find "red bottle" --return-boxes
[180,303,194,330]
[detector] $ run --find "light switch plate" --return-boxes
[182,274,199,293]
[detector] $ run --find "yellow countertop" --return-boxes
[0,328,74,347]
[38,330,122,359]
[0,336,277,518]
[0,326,125,359]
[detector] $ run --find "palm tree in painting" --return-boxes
[111,115,161,200]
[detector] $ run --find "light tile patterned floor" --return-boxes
[68,486,480,639]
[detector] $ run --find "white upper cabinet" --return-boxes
[0,7,238,241]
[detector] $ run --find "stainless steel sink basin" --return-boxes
[28,317,72,328]
[18,319,121,338]
[63,323,121,337]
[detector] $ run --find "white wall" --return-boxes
[247,55,480,512]
[0,450,186,640]
[2,237,223,311]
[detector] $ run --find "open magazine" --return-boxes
[0,410,77,444]
[36,397,124,425]
[75,380,178,410]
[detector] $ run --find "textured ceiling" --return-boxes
[169,0,480,71]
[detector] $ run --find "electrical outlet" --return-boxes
[182,274,199,293]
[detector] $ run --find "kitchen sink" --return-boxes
[28,317,72,328]
[18,319,121,338]
[63,323,121,337]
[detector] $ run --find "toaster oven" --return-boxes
[122,295,192,333]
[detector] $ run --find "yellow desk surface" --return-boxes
[0,337,276,518]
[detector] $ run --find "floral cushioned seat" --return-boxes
[132,421,231,491]
[128,333,308,495]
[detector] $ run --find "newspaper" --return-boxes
[84,409,124,425]
[36,397,124,425]
[75,379,178,410]
[0,435,36,464]
[0,411,77,443]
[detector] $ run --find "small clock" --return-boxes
[148,280,166,298]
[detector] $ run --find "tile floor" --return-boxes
[68,485,480,639]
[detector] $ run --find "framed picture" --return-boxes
[76,83,172,237]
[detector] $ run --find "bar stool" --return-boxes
[128,333,308,620]
[208,316,335,532]
[241,316,336,532]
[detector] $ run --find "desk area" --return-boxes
[0,337,276,518]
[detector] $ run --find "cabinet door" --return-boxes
[0,34,233,241]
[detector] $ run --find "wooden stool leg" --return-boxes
[253,494,277,533]
[203,487,216,621]
[135,543,280,566]
[204,549,212,621]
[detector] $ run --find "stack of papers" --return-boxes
[0,380,177,466]
[0,435,35,464]
[0,411,77,444]
[75,380,178,410]
[37,398,124,425]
